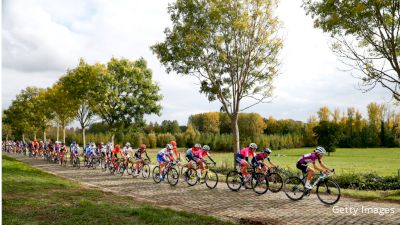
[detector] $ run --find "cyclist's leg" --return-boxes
[240,160,249,176]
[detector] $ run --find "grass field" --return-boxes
[147,148,400,176]
[2,155,235,225]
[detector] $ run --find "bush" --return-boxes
[147,133,157,148]
[157,133,175,147]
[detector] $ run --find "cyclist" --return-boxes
[59,142,67,163]
[71,143,79,164]
[111,144,121,169]
[252,148,276,173]
[193,145,216,177]
[170,141,181,161]
[184,143,202,171]
[296,146,334,189]
[235,143,257,179]
[83,143,90,163]
[157,144,174,181]
[133,144,150,177]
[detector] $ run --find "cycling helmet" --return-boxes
[170,140,177,146]
[249,143,258,149]
[263,148,272,154]
[194,143,202,149]
[315,146,326,155]
[202,145,210,151]
[125,142,131,147]
[166,144,173,150]
[139,144,146,150]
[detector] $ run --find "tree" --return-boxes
[238,113,266,139]
[317,106,331,122]
[32,89,54,141]
[47,82,78,143]
[152,0,282,153]
[60,59,104,145]
[92,57,162,143]
[303,0,400,101]
[313,121,342,156]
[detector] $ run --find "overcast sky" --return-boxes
[2,0,397,126]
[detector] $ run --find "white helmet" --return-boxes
[126,142,131,147]
[202,145,210,151]
[315,146,326,155]
[249,143,257,149]
[166,144,173,150]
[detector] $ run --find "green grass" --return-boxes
[2,154,236,225]
[147,147,400,176]
[340,189,400,203]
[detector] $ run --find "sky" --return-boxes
[1,0,397,126]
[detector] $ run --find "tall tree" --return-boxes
[152,0,282,153]
[317,106,331,122]
[92,57,162,143]
[47,83,78,143]
[313,121,342,156]
[303,0,400,101]
[32,89,54,141]
[60,59,104,146]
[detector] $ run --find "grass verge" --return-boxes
[2,154,236,225]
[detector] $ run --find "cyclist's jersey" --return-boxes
[112,148,121,157]
[134,148,147,158]
[254,153,270,162]
[32,141,39,148]
[72,148,79,156]
[297,152,320,164]
[157,148,173,159]
[173,146,180,159]
[238,147,255,159]
[60,146,66,152]
[123,147,132,157]
[194,149,209,159]
[186,147,200,157]
[87,149,93,157]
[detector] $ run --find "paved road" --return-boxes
[6,154,400,225]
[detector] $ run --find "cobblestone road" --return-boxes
[7,154,400,225]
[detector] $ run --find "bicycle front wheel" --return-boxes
[142,164,150,179]
[267,172,283,193]
[252,173,268,195]
[184,168,198,186]
[167,167,179,186]
[205,170,218,189]
[226,171,242,191]
[317,180,341,205]
[152,166,161,183]
[284,177,305,201]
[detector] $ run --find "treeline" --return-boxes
[18,102,399,151]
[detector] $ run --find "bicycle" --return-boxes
[132,159,151,179]
[59,151,68,167]
[284,170,340,205]
[184,161,218,189]
[118,158,133,176]
[152,161,179,186]
[86,156,98,169]
[226,165,269,195]
[72,155,80,169]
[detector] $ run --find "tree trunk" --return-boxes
[63,126,66,144]
[82,128,86,147]
[34,132,37,140]
[43,131,46,142]
[22,134,25,142]
[111,133,115,146]
[57,123,60,142]
[230,113,240,166]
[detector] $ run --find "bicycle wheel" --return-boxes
[92,159,97,169]
[127,164,133,175]
[185,168,198,186]
[76,158,81,169]
[317,180,341,205]
[226,171,242,191]
[142,164,150,179]
[252,173,269,195]
[267,172,283,193]
[152,166,161,183]
[205,170,218,189]
[284,177,305,201]
[167,167,179,186]
[101,160,107,171]
[119,165,125,176]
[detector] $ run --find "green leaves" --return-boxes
[303,0,400,101]
[92,57,162,135]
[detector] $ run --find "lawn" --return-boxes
[2,154,235,225]
[147,147,400,176]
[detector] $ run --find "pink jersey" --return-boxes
[239,147,255,158]
[297,152,319,164]
[194,149,209,159]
